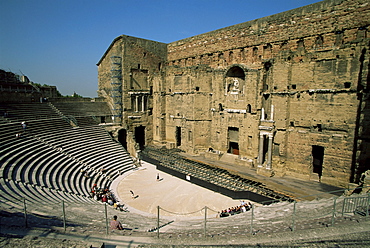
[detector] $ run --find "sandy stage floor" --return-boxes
[115,161,251,218]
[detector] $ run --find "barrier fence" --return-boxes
[5,192,369,238]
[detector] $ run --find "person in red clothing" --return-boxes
[91,184,98,196]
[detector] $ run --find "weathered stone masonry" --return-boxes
[97,0,370,187]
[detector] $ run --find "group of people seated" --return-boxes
[90,184,127,211]
[219,200,253,218]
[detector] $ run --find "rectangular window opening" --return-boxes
[228,127,239,155]
[176,126,181,147]
[317,124,322,132]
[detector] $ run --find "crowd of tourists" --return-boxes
[219,200,252,218]
[90,183,127,211]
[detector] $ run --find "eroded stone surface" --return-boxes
[97,0,370,188]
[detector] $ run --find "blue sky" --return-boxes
[1,0,321,97]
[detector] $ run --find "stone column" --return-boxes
[135,96,139,112]
[141,95,145,112]
[266,133,274,169]
[270,105,274,121]
[258,132,265,167]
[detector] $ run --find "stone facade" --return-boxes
[97,36,167,155]
[97,0,370,187]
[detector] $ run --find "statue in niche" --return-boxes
[229,78,240,94]
[226,77,244,95]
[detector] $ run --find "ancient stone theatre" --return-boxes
[97,0,370,188]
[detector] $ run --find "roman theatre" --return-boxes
[0,0,370,238]
[97,0,370,192]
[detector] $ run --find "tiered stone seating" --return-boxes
[50,101,111,117]
[74,116,100,126]
[0,102,60,122]
[36,126,134,190]
[0,118,9,125]
[0,102,135,213]
[1,127,95,205]
[5,102,366,242]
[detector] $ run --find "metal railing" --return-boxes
[2,192,369,239]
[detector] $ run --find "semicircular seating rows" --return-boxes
[0,102,135,212]
[1,103,366,239]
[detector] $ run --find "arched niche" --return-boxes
[225,65,246,95]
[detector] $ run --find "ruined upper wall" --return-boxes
[167,0,370,61]
[97,35,167,66]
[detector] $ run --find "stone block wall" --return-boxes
[97,35,166,155]
[167,0,369,62]
[98,0,370,187]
